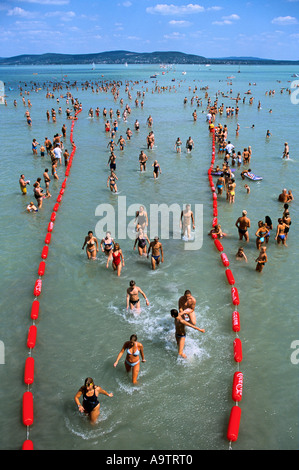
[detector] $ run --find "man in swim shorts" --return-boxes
[171,309,205,359]
[19,174,29,194]
[180,204,195,240]
[178,290,196,326]
[147,237,164,270]
[235,210,251,242]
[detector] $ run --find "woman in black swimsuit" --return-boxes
[133,227,150,256]
[74,377,113,424]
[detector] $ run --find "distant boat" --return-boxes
[291,73,299,77]
[125,62,128,67]
[182,71,186,75]
[92,62,95,70]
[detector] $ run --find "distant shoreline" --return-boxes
[1,50,299,66]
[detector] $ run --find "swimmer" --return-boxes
[74,377,113,425]
[126,280,149,311]
[171,309,205,359]
[43,168,51,198]
[152,160,161,179]
[114,334,146,384]
[186,136,194,153]
[32,139,39,155]
[19,174,30,195]
[180,204,195,240]
[255,221,268,250]
[216,173,225,195]
[107,242,124,275]
[82,231,99,260]
[107,170,118,193]
[33,182,44,209]
[278,189,288,203]
[139,151,148,172]
[100,232,114,256]
[244,184,250,194]
[135,206,148,231]
[178,290,196,326]
[26,202,38,213]
[275,218,288,246]
[134,228,150,256]
[147,236,164,270]
[236,247,247,262]
[255,246,268,272]
[282,142,289,159]
[235,210,251,242]
[209,224,226,239]
[174,137,182,153]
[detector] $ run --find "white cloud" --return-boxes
[272,16,298,25]
[146,4,205,15]
[212,13,240,25]
[169,20,191,26]
[7,7,32,17]
[164,32,186,39]
[45,10,76,19]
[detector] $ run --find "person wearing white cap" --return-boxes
[235,210,251,242]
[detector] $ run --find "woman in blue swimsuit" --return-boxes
[114,334,146,384]
[74,377,113,424]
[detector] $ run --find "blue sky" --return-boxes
[0,0,299,59]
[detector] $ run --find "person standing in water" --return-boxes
[74,377,113,424]
[180,204,195,240]
[255,246,268,272]
[235,210,251,242]
[126,280,149,311]
[147,236,164,270]
[82,231,99,260]
[171,309,205,359]
[178,290,196,326]
[114,334,146,384]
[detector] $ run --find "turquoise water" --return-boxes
[0,64,298,450]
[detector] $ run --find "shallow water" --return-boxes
[0,64,298,450]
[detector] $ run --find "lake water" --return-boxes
[0,63,298,451]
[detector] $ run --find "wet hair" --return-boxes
[130,280,136,287]
[130,334,137,341]
[265,215,272,226]
[88,231,93,235]
[184,290,191,296]
[80,377,94,393]
[171,309,178,318]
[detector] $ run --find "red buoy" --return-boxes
[31,300,40,320]
[211,233,217,240]
[214,239,223,252]
[65,169,70,177]
[22,391,34,426]
[45,233,51,245]
[232,371,243,402]
[213,192,217,200]
[226,269,235,285]
[24,357,35,385]
[62,178,67,188]
[57,194,62,203]
[227,405,241,442]
[50,212,56,222]
[38,261,46,276]
[213,207,218,217]
[41,245,48,260]
[59,188,65,196]
[53,203,59,212]
[231,287,240,305]
[221,253,230,267]
[27,325,37,349]
[47,221,54,232]
[232,310,240,332]
[22,440,34,450]
[33,279,42,297]
[233,338,243,362]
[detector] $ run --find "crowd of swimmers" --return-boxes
[13,73,295,424]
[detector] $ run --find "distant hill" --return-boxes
[0,50,298,66]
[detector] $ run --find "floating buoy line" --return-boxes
[21,108,82,450]
[208,127,243,449]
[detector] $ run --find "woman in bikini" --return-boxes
[126,280,149,311]
[82,231,99,260]
[100,232,114,258]
[255,221,269,250]
[74,377,113,424]
[107,170,118,193]
[113,334,146,384]
[133,228,150,257]
[107,242,124,276]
